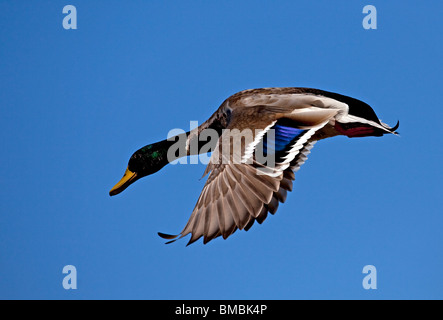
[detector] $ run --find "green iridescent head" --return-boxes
[109,140,172,196]
[128,142,167,176]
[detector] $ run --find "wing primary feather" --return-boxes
[256,205,269,224]
[158,232,179,240]
[204,202,220,244]
[244,217,255,231]
[226,165,262,218]
[216,197,226,238]
[222,170,242,227]
[280,177,293,191]
[231,165,270,204]
[267,197,279,214]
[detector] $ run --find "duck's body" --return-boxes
[110,87,398,245]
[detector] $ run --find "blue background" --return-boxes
[1,1,442,299]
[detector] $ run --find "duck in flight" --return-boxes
[109,87,399,245]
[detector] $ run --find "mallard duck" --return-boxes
[110,87,399,245]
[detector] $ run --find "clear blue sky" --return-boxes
[1,1,442,299]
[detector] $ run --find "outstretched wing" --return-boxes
[159,107,338,245]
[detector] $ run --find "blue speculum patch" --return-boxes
[262,124,306,156]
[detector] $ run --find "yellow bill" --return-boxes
[109,167,138,196]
